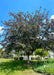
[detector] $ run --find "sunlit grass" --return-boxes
[0,59,42,75]
[34,58,54,74]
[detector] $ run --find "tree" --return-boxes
[0,49,4,58]
[0,7,54,63]
[35,48,49,58]
[47,40,54,51]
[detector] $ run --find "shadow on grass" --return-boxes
[0,60,35,75]
[0,59,53,75]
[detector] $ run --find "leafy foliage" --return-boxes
[34,58,54,74]
[0,7,54,62]
[35,48,49,57]
[19,57,23,60]
[0,49,4,58]
[14,55,18,60]
[31,56,40,60]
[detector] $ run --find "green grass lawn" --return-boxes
[1,58,54,75]
[34,58,54,74]
[0,59,43,75]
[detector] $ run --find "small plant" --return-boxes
[19,57,23,60]
[31,57,36,60]
[14,55,18,60]
[35,56,40,60]
[31,56,40,60]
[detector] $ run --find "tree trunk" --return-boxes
[27,54,30,64]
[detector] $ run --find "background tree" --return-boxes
[0,7,54,63]
[35,48,49,58]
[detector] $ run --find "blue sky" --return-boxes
[0,0,54,48]
[0,0,54,24]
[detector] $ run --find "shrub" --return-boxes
[14,55,18,60]
[31,56,40,60]
[19,57,23,60]
[35,48,49,57]
[35,56,40,60]
[34,58,54,74]
[46,58,54,63]
[31,57,36,60]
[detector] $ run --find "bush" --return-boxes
[19,57,23,60]
[35,56,40,60]
[14,55,18,60]
[31,57,36,60]
[46,58,54,63]
[34,58,54,74]
[31,56,40,60]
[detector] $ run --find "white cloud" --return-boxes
[0,26,4,30]
[0,26,4,34]
[50,15,54,19]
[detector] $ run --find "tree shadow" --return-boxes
[0,59,53,75]
[0,60,33,75]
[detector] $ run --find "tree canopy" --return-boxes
[0,7,54,62]
[35,48,49,57]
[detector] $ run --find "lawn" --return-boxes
[34,58,54,74]
[0,58,54,75]
[0,59,43,75]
